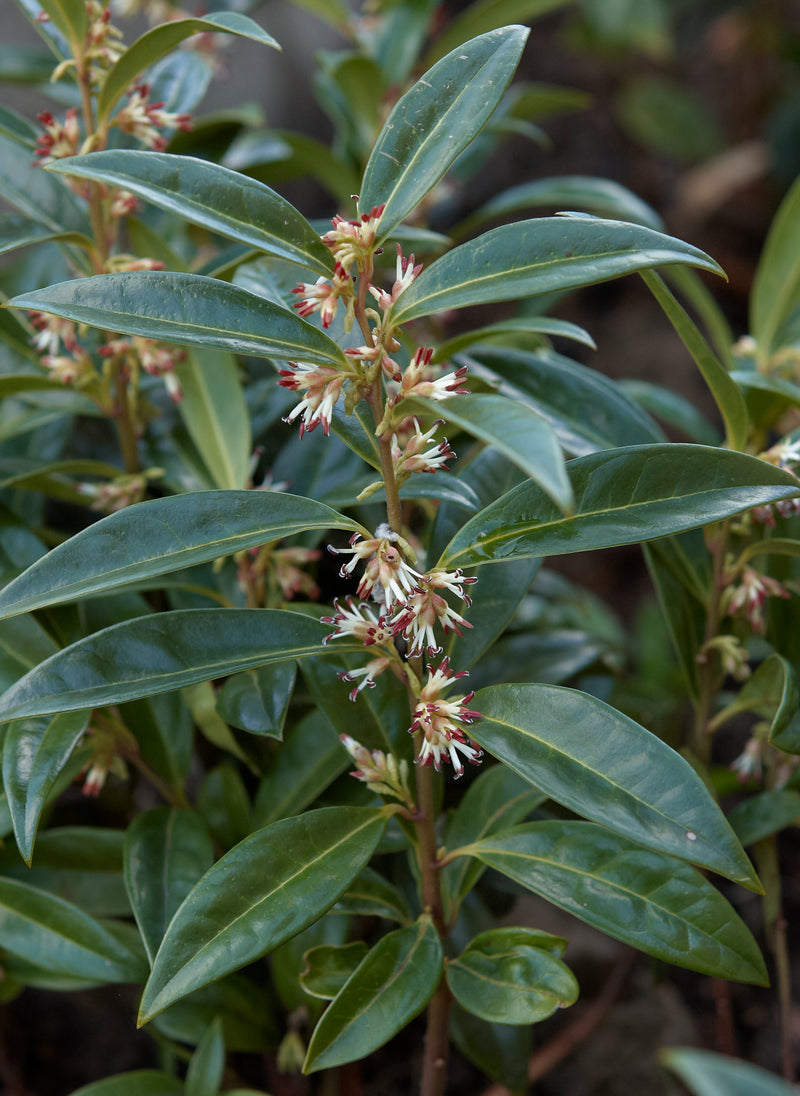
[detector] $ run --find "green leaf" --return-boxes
[36,0,86,47]
[98,14,280,125]
[303,916,443,1072]
[751,172,800,362]
[424,0,573,65]
[439,444,800,570]
[360,26,529,241]
[730,654,799,748]
[138,806,387,1021]
[185,1017,225,1096]
[643,535,707,701]
[49,151,333,277]
[470,683,760,889]
[0,211,92,258]
[447,928,578,1024]
[728,791,800,847]
[465,821,768,984]
[0,609,359,720]
[175,349,251,490]
[2,709,90,864]
[662,1047,798,1096]
[0,133,89,234]
[618,379,719,445]
[70,1073,184,1096]
[403,393,573,511]
[433,316,596,360]
[216,663,295,737]
[640,271,747,451]
[447,556,542,670]
[335,865,413,924]
[0,490,361,619]
[197,764,252,850]
[0,876,146,983]
[392,217,724,324]
[300,941,370,999]
[124,808,214,966]
[153,975,277,1053]
[7,272,349,368]
[449,1001,530,1090]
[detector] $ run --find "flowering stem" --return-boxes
[112,358,141,473]
[420,976,451,1096]
[693,522,731,762]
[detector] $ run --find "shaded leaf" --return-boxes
[175,349,251,490]
[185,1017,225,1096]
[433,316,596,360]
[751,171,800,362]
[662,1047,797,1096]
[335,865,413,923]
[300,941,370,999]
[216,663,295,737]
[728,791,800,847]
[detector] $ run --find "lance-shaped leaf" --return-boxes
[37,0,86,47]
[303,916,443,1072]
[334,866,413,924]
[138,806,387,1022]
[662,1047,798,1096]
[0,609,363,720]
[2,709,90,864]
[175,350,251,490]
[439,444,800,570]
[392,217,724,324]
[0,490,362,619]
[185,1018,225,1096]
[446,928,578,1024]
[360,26,529,242]
[728,790,800,847]
[751,171,800,363]
[0,133,89,234]
[70,1073,184,1096]
[0,211,92,258]
[124,808,214,966]
[432,316,596,360]
[463,822,768,984]
[470,683,759,889]
[403,393,572,511]
[7,272,349,368]
[98,14,280,125]
[0,876,147,983]
[720,654,799,752]
[640,271,747,451]
[48,152,333,277]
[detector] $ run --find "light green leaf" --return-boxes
[36,0,86,46]
[751,172,800,362]
[49,151,333,276]
[186,1017,225,1096]
[0,609,361,720]
[0,490,361,619]
[2,709,90,864]
[392,217,724,324]
[640,271,747,450]
[175,349,251,490]
[360,26,529,241]
[470,683,759,889]
[124,808,214,966]
[439,444,800,569]
[98,14,280,125]
[662,1047,798,1096]
[70,1072,184,1096]
[402,393,572,511]
[465,821,768,984]
[7,272,349,368]
[138,806,387,1021]
[303,916,443,1072]
[300,941,370,1000]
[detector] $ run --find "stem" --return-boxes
[754,836,795,1081]
[112,358,141,473]
[693,522,731,762]
[420,977,451,1096]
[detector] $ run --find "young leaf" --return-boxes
[0,490,361,619]
[662,1047,798,1096]
[138,806,387,1022]
[0,609,363,720]
[392,217,724,324]
[303,916,443,1072]
[750,171,800,363]
[439,444,800,570]
[7,273,349,368]
[465,821,768,984]
[97,14,280,125]
[300,941,370,999]
[2,709,90,864]
[470,683,760,889]
[124,808,214,965]
[360,26,529,241]
[175,349,251,491]
[185,1017,225,1096]
[48,152,333,277]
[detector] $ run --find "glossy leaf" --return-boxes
[640,271,747,450]
[0,211,92,257]
[98,14,280,124]
[2,709,90,864]
[300,941,370,999]
[470,683,758,888]
[70,1073,184,1096]
[0,609,360,720]
[447,929,578,1023]
[439,444,800,570]
[447,556,541,670]
[175,349,251,490]
[335,865,413,924]
[618,379,719,444]
[433,316,595,360]
[0,490,361,619]
[185,1017,225,1096]
[393,217,724,324]
[124,808,214,965]
[404,393,572,511]
[49,151,333,276]
[138,806,387,1021]
[303,916,443,1072]
[728,791,800,847]
[751,171,800,362]
[153,975,277,1054]
[0,133,89,234]
[662,1047,798,1096]
[643,535,707,700]
[360,26,529,241]
[465,821,768,984]
[7,273,349,368]
[216,663,295,737]
[0,876,147,983]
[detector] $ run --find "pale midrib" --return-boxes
[450,959,566,1002]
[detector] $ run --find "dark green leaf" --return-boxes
[470,683,759,889]
[449,1001,530,1090]
[439,445,800,570]
[70,1073,184,1096]
[0,133,89,234]
[433,316,596,360]
[728,791,800,847]
[185,1017,225,1096]
[7,273,349,368]
[197,764,252,850]
[335,865,413,923]
[216,663,295,737]
[662,1047,798,1096]
[732,655,799,748]
[360,26,529,241]
[0,490,361,619]
[303,916,443,1072]
[0,211,92,257]
[618,379,719,445]
[175,349,251,490]
[300,941,370,999]
[138,806,387,1021]
[153,975,277,1053]
[466,821,767,983]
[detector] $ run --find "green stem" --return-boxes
[693,522,731,761]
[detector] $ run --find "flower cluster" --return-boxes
[410,659,483,778]
[112,83,193,150]
[339,735,414,807]
[722,566,790,634]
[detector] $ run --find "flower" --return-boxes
[321,597,393,647]
[29,311,79,356]
[112,84,192,150]
[34,108,81,165]
[409,658,482,778]
[292,262,355,331]
[340,734,413,806]
[278,362,347,437]
[396,347,469,403]
[369,245,423,312]
[723,566,790,634]
[389,581,472,657]
[338,654,392,700]
[328,526,423,610]
[391,418,454,478]
[322,200,385,270]
[345,343,401,382]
